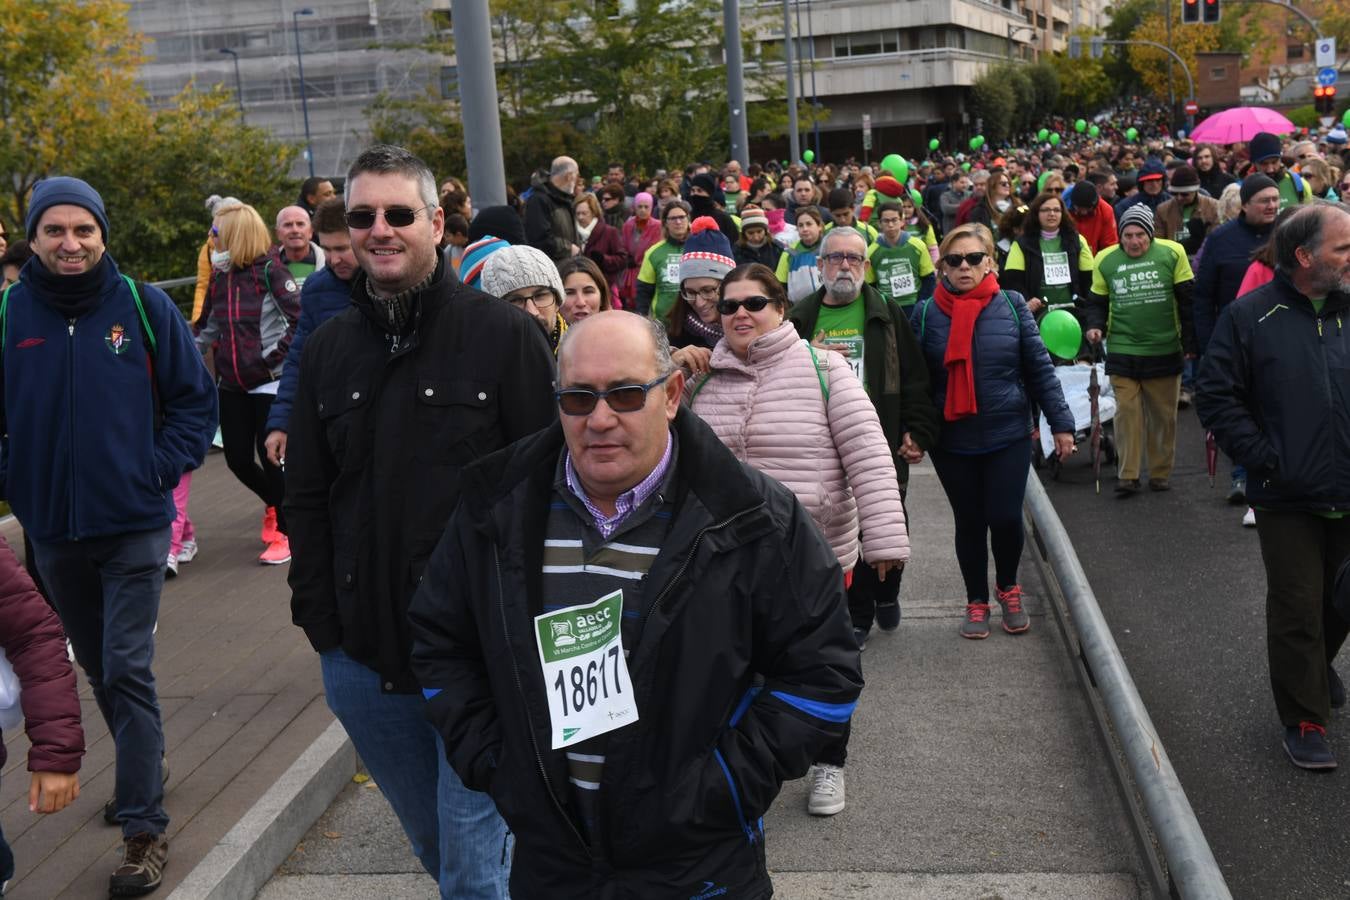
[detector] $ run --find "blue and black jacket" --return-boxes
[408,408,862,900]
[0,255,217,542]
[265,264,353,435]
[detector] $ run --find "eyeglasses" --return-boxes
[821,252,866,268]
[1340,183,1350,193]
[682,285,721,303]
[665,213,689,223]
[344,205,434,230]
[210,225,220,237]
[504,287,557,310]
[716,296,775,316]
[555,372,672,416]
[943,252,988,268]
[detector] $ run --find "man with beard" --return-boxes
[525,156,581,262]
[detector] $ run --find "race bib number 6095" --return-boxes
[535,590,639,748]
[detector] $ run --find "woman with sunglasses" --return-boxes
[967,171,1015,236]
[195,202,302,565]
[911,224,1073,640]
[685,262,907,816]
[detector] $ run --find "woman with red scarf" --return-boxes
[910,223,1074,640]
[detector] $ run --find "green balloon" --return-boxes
[803,149,814,163]
[1126,127,1139,141]
[962,162,971,171]
[1089,125,1100,137]
[929,138,940,151]
[1037,172,1051,193]
[881,153,908,181]
[909,188,924,207]
[1040,309,1083,360]
[1049,132,1061,146]
[1037,128,1049,141]
[1343,109,1350,127]
[1075,119,1087,133]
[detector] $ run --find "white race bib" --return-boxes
[1043,251,1071,286]
[834,334,865,381]
[1175,225,1190,243]
[664,258,681,285]
[535,590,639,749]
[886,261,916,297]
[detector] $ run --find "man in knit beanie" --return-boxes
[481,243,568,351]
[1084,203,1196,496]
[6,176,218,894]
[1248,131,1312,208]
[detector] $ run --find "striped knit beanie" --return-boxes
[459,235,509,290]
[679,217,736,283]
[1117,204,1155,240]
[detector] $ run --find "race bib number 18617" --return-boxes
[535,590,639,749]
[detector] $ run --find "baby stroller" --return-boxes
[1033,345,1117,491]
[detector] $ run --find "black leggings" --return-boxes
[218,387,287,533]
[930,439,1031,603]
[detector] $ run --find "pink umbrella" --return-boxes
[1189,107,1296,145]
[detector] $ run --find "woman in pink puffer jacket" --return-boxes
[684,263,908,577]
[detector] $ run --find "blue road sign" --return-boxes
[1318,67,1339,87]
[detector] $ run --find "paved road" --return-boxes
[1041,405,1350,900]
[262,465,1147,899]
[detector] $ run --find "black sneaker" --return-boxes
[105,757,170,826]
[875,601,901,632]
[852,626,869,651]
[1331,667,1346,710]
[109,833,168,896]
[1283,722,1337,771]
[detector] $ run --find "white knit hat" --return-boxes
[481,245,565,304]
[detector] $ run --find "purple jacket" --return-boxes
[0,537,84,773]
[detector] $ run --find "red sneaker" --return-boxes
[259,536,291,565]
[261,507,281,544]
[996,584,1030,634]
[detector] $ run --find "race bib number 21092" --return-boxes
[535,590,639,749]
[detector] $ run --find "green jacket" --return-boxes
[788,283,940,485]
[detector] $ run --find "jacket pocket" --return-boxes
[412,377,499,463]
[712,749,758,845]
[317,384,369,467]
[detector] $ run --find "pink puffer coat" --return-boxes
[686,321,908,571]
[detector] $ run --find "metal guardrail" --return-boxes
[149,276,198,290]
[1024,472,1234,900]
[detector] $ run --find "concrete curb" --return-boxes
[168,719,356,900]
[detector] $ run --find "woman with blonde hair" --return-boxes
[574,192,628,307]
[195,202,301,565]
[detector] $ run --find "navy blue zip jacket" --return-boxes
[0,255,217,542]
[910,286,1073,452]
[1193,213,1273,354]
[1195,271,1350,512]
[265,264,352,435]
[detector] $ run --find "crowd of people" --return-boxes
[1,114,1348,897]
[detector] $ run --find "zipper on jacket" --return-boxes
[67,319,79,538]
[494,547,590,854]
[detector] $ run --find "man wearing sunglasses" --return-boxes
[285,145,557,899]
[790,227,938,636]
[409,310,861,898]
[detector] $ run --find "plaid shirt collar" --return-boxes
[564,431,674,539]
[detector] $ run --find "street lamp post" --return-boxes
[292,7,316,178]
[1007,23,1036,61]
[219,47,245,123]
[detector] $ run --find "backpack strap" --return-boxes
[801,339,830,403]
[122,274,158,357]
[0,283,12,355]
[688,371,714,403]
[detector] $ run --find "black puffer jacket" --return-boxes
[525,179,579,262]
[284,257,557,692]
[1196,271,1350,512]
[409,409,862,899]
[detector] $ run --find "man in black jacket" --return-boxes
[284,145,557,897]
[525,156,581,262]
[1195,203,1350,771]
[409,311,862,899]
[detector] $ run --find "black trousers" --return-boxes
[218,387,287,532]
[930,439,1032,602]
[847,487,908,632]
[1253,509,1350,727]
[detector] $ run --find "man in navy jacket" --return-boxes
[0,176,217,895]
[1196,203,1350,771]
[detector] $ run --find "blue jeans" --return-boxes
[320,649,510,899]
[33,527,171,839]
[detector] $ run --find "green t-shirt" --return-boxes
[1090,238,1194,357]
[1276,171,1312,210]
[815,296,867,388]
[1037,236,1074,311]
[637,239,684,323]
[866,236,933,308]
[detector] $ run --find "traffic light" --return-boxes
[1315,85,1338,116]
[1203,0,1220,24]
[1183,0,1200,24]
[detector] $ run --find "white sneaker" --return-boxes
[1242,507,1256,528]
[66,639,74,663]
[177,539,198,563]
[165,554,178,577]
[807,763,846,816]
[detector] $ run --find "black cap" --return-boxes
[1070,181,1098,210]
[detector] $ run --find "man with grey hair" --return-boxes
[1196,202,1350,771]
[409,309,861,897]
[274,204,325,286]
[788,226,937,814]
[285,144,557,896]
[525,155,580,261]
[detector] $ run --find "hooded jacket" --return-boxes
[195,249,301,392]
[0,536,83,774]
[1,255,218,542]
[1193,213,1274,353]
[1196,272,1350,512]
[265,264,353,435]
[1070,198,1119,256]
[687,322,909,571]
[408,409,862,899]
[284,256,558,692]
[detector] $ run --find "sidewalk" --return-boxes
[0,455,333,899]
[260,461,1148,899]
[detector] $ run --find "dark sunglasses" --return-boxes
[717,296,775,316]
[555,372,671,416]
[943,252,988,268]
[344,205,432,230]
[1340,183,1350,193]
